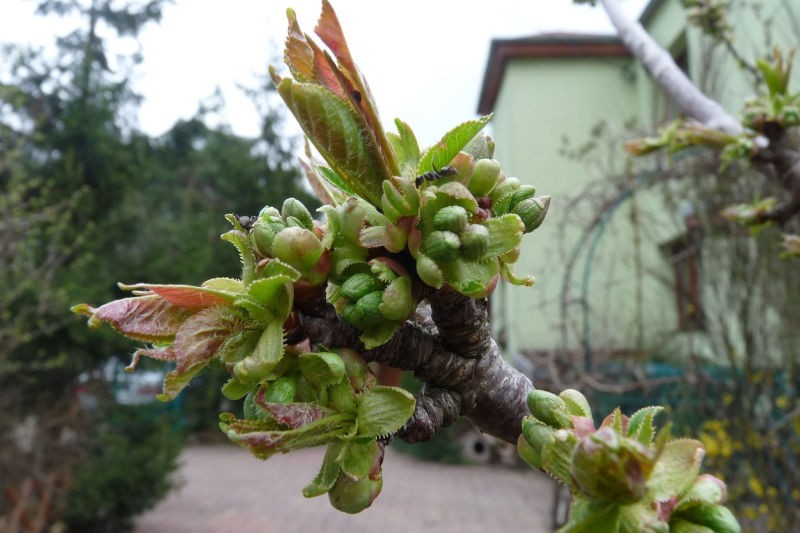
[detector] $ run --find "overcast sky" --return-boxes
[2,0,647,147]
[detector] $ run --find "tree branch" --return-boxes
[300,294,533,444]
[599,0,742,134]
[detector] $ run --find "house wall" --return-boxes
[485,0,800,365]
[489,55,681,360]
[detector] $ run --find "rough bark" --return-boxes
[300,290,533,445]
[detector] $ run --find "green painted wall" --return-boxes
[489,54,682,360]
[485,0,799,365]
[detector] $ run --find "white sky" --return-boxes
[1,0,648,148]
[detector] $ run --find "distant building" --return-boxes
[477,0,799,369]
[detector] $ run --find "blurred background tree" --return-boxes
[0,0,315,529]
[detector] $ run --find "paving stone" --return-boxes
[134,444,555,532]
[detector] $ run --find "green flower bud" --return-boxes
[270,226,324,274]
[415,254,443,289]
[356,291,385,325]
[281,198,314,230]
[489,177,521,215]
[433,205,469,233]
[468,158,501,197]
[251,215,286,256]
[527,390,572,428]
[328,471,383,514]
[517,434,543,469]
[459,223,490,261]
[512,196,550,233]
[258,206,281,218]
[447,152,474,185]
[571,428,652,504]
[424,230,461,261]
[343,291,385,329]
[508,185,537,210]
[340,273,385,302]
[672,502,741,533]
[521,417,556,456]
[263,375,298,404]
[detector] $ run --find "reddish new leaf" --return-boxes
[256,400,336,429]
[72,295,191,343]
[314,0,398,176]
[120,283,234,309]
[223,412,354,459]
[156,306,247,400]
[284,8,315,82]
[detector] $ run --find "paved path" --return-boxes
[134,444,555,533]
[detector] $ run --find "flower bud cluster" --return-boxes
[225,346,414,513]
[742,94,800,131]
[517,389,740,532]
[250,198,329,285]
[403,152,549,297]
[335,261,414,337]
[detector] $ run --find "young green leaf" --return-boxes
[389,118,421,176]
[647,439,705,500]
[355,386,415,438]
[627,406,664,446]
[338,439,381,481]
[221,227,257,286]
[559,389,593,419]
[275,78,388,207]
[558,497,620,533]
[303,442,345,497]
[298,351,347,387]
[418,115,492,174]
[233,319,286,386]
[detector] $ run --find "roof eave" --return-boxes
[476,35,630,114]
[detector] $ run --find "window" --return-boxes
[662,234,704,331]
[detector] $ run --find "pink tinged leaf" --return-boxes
[72,295,191,343]
[257,400,336,429]
[572,416,597,438]
[307,36,349,101]
[127,346,177,372]
[313,0,399,176]
[284,7,348,102]
[157,306,245,401]
[119,283,234,309]
[284,8,315,81]
[300,155,339,206]
[223,412,354,459]
[314,0,355,76]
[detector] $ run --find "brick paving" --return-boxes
[134,444,555,533]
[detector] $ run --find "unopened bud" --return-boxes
[424,230,461,262]
[459,224,490,261]
[468,158,501,196]
[512,196,550,233]
[433,205,469,233]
